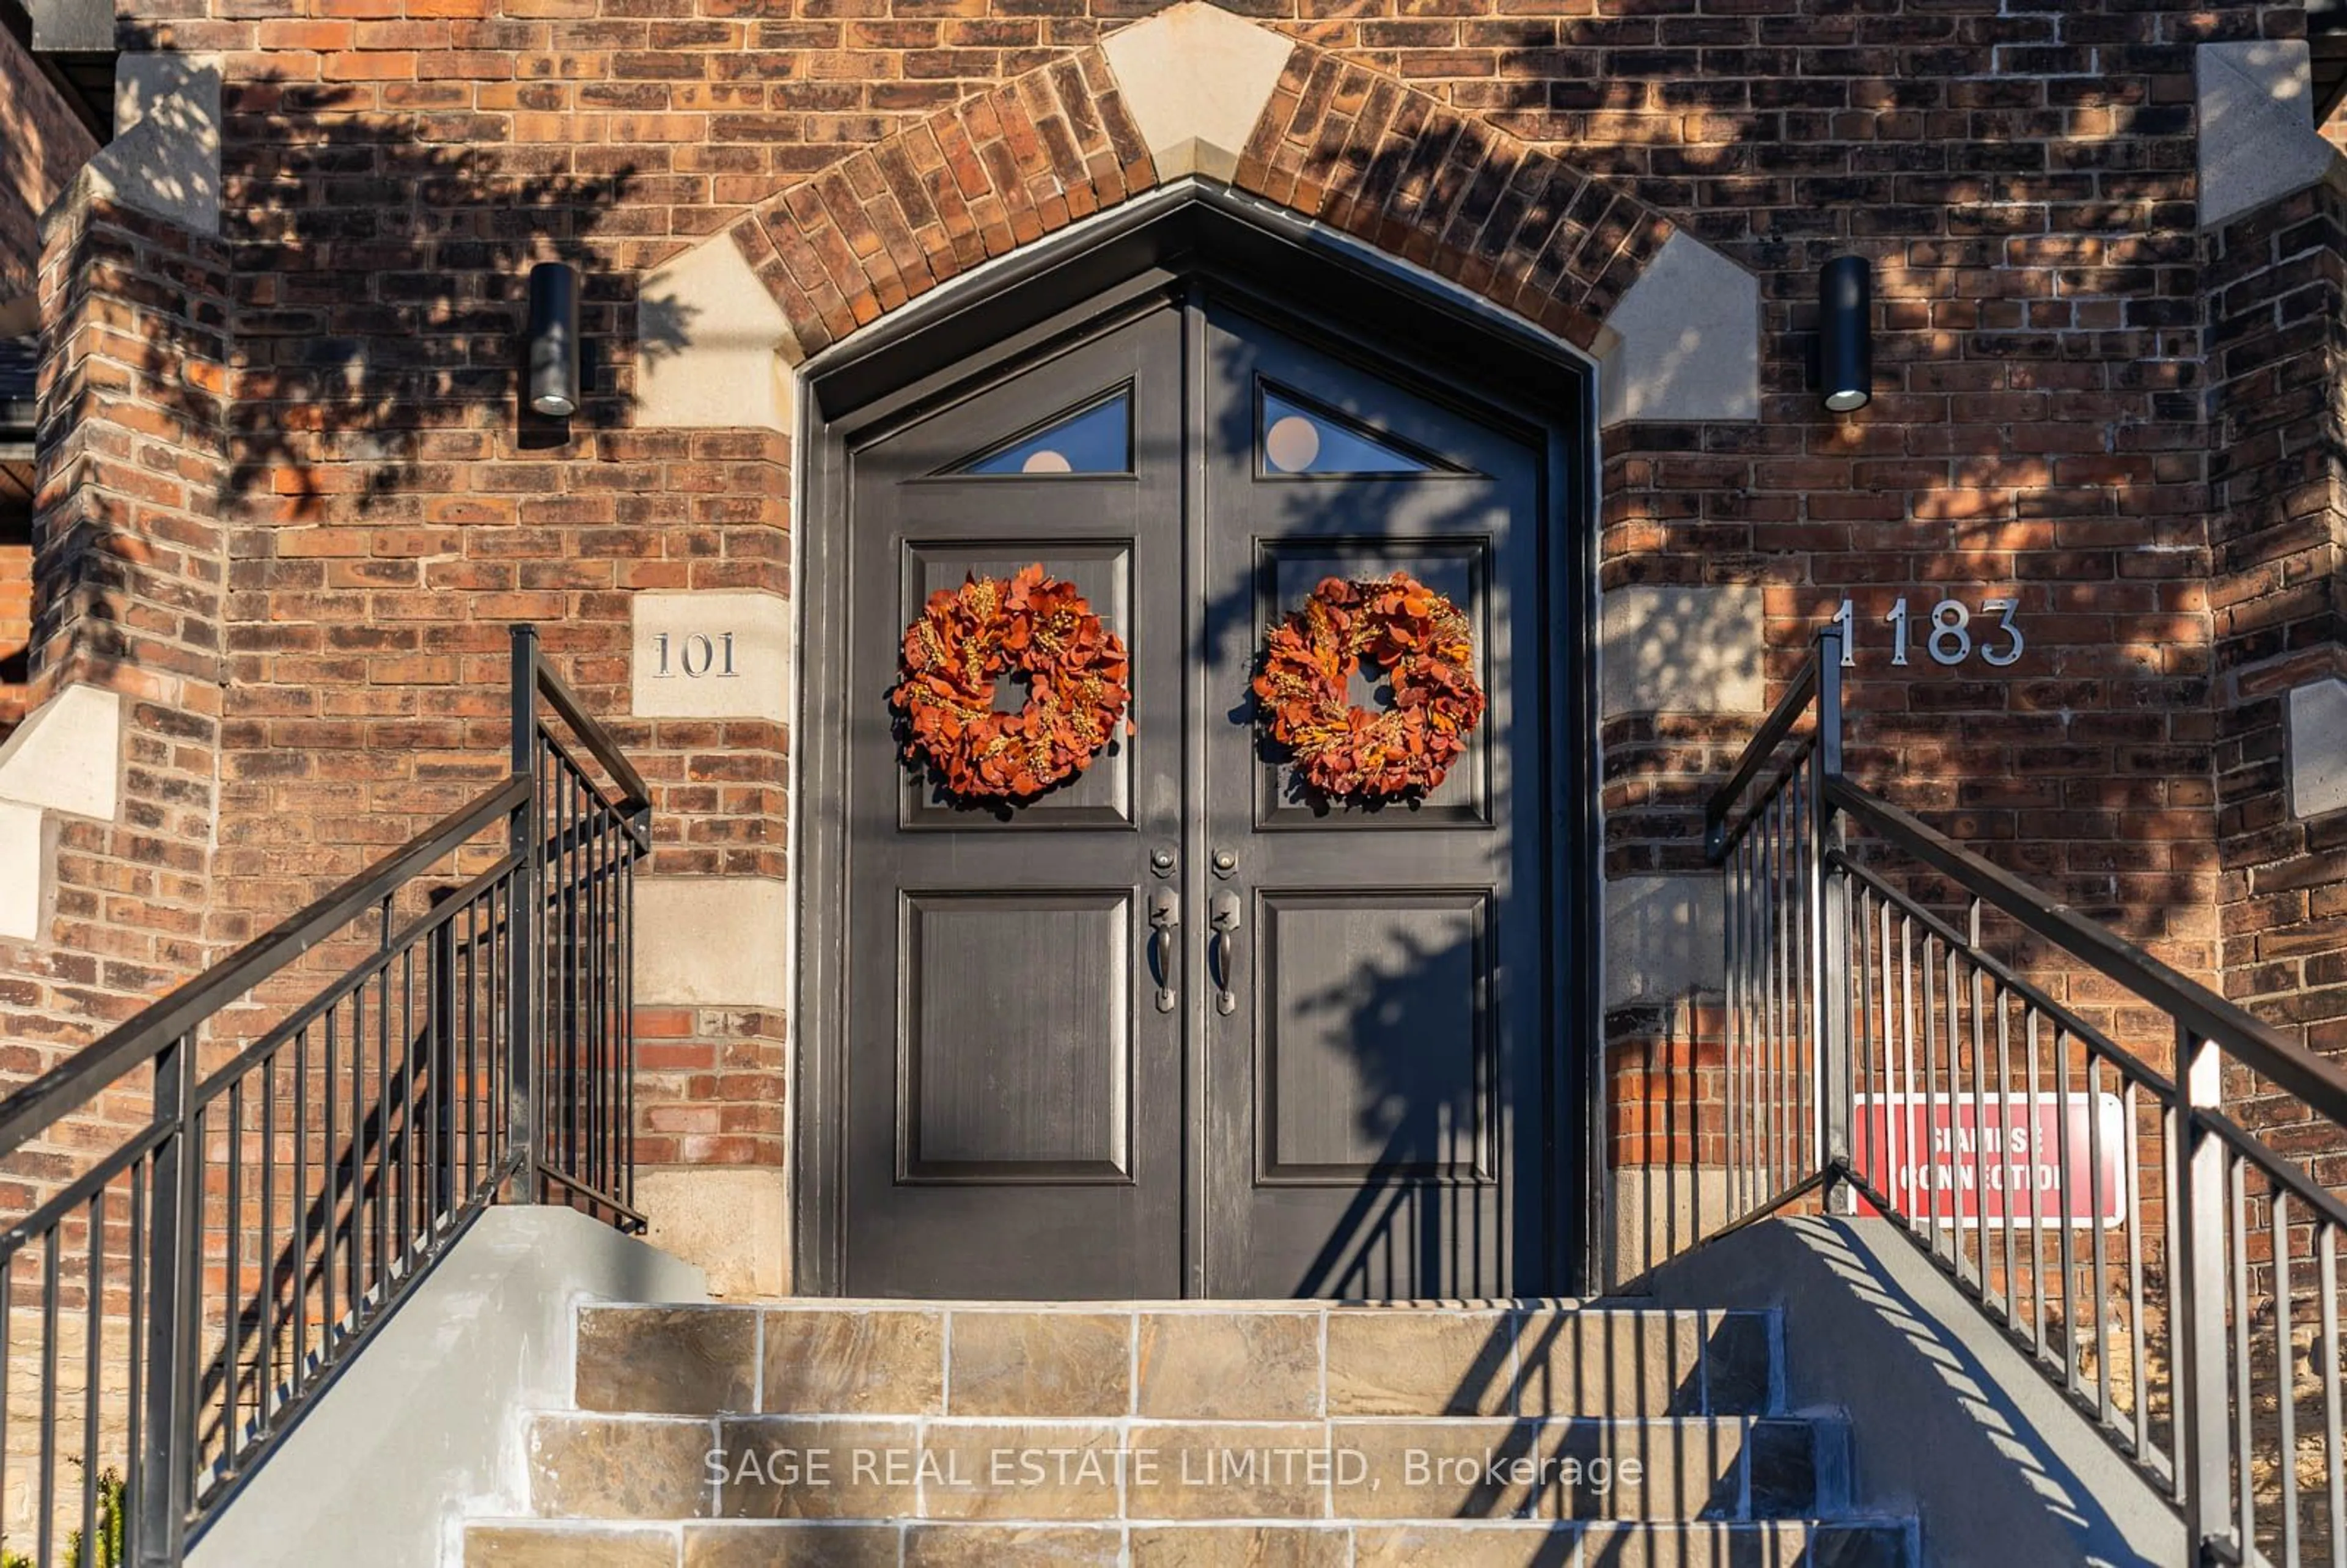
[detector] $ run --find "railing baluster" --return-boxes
[1967,943,1988,1295]
[2027,1007,2048,1365]
[125,1165,144,1568]
[1966,948,1988,1295]
[2277,1192,2299,1566]
[1899,914,1919,1239]
[619,831,634,1213]
[2123,1080,2148,1465]
[294,1025,309,1398]
[1923,927,1942,1250]
[2055,1029,2077,1398]
[224,1078,244,1476]
[348,989,365,1322]
[1997,979,2018,1330]
[469,892,483,1201]
[2087,1052,2109,1429]
[140,1030,198,1565]
[39,1231,57,1568]
[2321,1223,2343,1568]
[2231,1155,2253,1556]
[2164,1086,2186,1502]
[398,942,414,1269]
[2176,1027,2233,1562]
[261,1053,277,1431]
[81,1190,103,1568]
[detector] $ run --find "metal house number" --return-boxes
[1830,597,2024,670]
[651,631,739,679]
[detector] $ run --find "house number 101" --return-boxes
[651,632,739,678]
[1829,598,2024,669]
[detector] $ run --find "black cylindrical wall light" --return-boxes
[526,261,580,419]
[1818,254,1872,414]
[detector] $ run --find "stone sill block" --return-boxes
[573,1302,1780,1423]
[466,1518,1915,1568]
[524,1409,1842,1525]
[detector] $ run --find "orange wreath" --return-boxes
[1252,572,1484,799]
[891,563,1133,799]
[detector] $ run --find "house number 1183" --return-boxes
[650,631,739,678]
[1829,598,2024,669]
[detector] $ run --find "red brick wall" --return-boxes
[2204,172,2347,1171]
[0,27,97,287]
[2,192,230,1053]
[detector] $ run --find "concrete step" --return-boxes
[465,1518,1915,1567]
[523,1411,1847,1524]
[573,1302,1779,1422]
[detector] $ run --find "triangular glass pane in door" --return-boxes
[953,389,1132,475]
[1260,385,1449,475]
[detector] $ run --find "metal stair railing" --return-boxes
[1705,624,2347,1568]
[0,625,648,1567]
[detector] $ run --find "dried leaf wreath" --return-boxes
[1252,572,1485,799]
[891,563,1133,799]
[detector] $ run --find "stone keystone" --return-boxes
[1100,2,1299,183]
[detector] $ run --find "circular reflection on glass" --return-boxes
[1265,415,1321,473]
[1021,449,1073,473]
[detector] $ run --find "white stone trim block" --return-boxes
[2288,678,2347,819]
[2197,40,2340,229]
[1608,1164,1730,1288]
[635,232,800,433]
[1603,873,1724,1009]
[0,683,122,819]
[1600,584,1766,718]
[51,56,222,235]
[1101,2,1296,183]
[634,876,790,1009]
[631,590,792,722]
[1595,230,1761,425]
[0,800,51,943]
[633,1165,789,1299]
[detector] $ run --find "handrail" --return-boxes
[534,658,652,820]
[1702,623,2347,1567]
[1821,774,2347,1126]
[0,776,529,1165]
[1703,653,1820,860]
[0,624,648,1567]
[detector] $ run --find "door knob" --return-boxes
[1148,887,1180,1013]
[1209,890,1242,1016]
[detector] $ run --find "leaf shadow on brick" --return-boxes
[89,25,680,516]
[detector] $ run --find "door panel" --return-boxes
[1256,889,1493,1182]
[1200,306,1548,1299]
[899,890,1134,1179]
[843,307,1186,1299]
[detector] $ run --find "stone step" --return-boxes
[466,1518,1915,1567]
[574,1302,1778,1423]
[524,1412,1846,1524]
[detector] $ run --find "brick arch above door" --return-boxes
[630,2,1762,431]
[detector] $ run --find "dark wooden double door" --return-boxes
[842,297,1554,1298]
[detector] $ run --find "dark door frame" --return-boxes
[791,183,1604,1297]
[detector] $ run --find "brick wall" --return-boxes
[4,192,232,1048]
[2204,169,2347,1173]
[0,26,97,286]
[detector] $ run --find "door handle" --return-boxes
[1209,890,1243,1016]
[1148,887,1180,1014]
